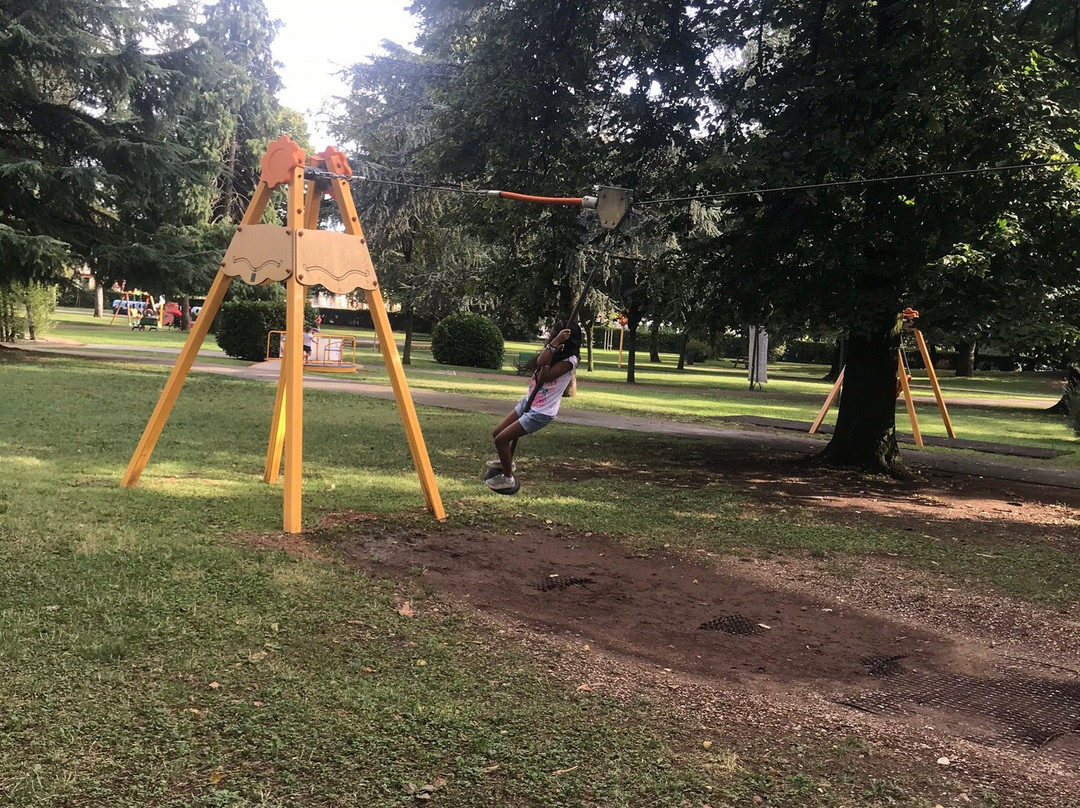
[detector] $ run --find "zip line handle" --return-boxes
[486,190,596,207]
[487,187,630,229]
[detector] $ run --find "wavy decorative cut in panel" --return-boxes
[220,225,293,286]
[294,229,377,293]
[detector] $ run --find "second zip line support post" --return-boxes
[809,308,955,444]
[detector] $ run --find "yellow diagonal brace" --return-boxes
[266,180,324,483]
[913,328,956,439]
[122,181,273,487]
[327,177,446,520]
[898,350,922,447]
[282,165,308,533]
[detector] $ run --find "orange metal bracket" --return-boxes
[488,186,631,230]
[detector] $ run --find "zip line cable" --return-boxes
[305,168,582,201]
[306,158,1080,210]
[634,159,1080,206]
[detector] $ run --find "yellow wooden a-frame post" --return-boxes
[122,135,446,531]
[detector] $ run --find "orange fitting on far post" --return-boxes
[260,135,306,189]
[314,146,352,176]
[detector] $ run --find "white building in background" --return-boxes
[309,290,354,310]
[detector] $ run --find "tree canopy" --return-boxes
[328,0,1080,472]
[0,0,291,300]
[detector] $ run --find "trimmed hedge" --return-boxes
[316,307,433,333]
[685,339,712,364]
[216,300,314,361]
[431,312,504,369]
[781,340,835,365]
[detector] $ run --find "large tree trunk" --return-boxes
[817,326,905,475]
[585,320,594,372]
[1047,364,1080,414]
[955,339,976,377]
[1,294,14,340]
[677,328,689,371]
[94,284,104,318]
[649,314,661,363]
[402,305,414,366]
[23,289,36,340]
[822,337,845,382]
[625,302,643,384]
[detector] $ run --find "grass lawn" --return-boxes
[5,352,1076,805]
[35,307,1080,466]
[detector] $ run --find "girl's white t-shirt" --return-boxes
[527,355,578,416]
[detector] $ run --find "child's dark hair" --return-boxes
[522,320,583,372]
[549,319,583,361]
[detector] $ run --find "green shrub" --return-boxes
[685,338,712,364]
[216,300,315,361]
[1065,366,1080,437]
[782,339,834,364]
[0,281,56,340]
[712,331,745,360]
[431,312,504,369]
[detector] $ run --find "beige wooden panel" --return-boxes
[294,229,377,292]
[220,225,293,286]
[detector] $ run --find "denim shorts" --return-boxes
[514,396,555,434]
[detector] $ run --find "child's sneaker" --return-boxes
[485,459,516,473]
[485,473,517,492]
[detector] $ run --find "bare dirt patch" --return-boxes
[305,449,1080,806]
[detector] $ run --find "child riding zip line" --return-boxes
[486,320,582,492]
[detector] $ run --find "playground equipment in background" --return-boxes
[266,329,360,373]
[809,308,956,446]
[122,136,446,531]
[112,295,196,329]
[161,301,183,328]
[109,287,157,326]
[130,309,159,331]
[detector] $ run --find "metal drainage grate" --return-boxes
[861,654,907,677]
[837,671,1080,763]
[699,614,765,636]
[537,574,595,592]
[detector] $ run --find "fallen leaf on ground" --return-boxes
[398,601,415,617]
[208,682,220,690]
[482,763,500,774]
[208,769,226,784]
[552,765,579,775]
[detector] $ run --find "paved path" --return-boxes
[7,340,1078,490]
